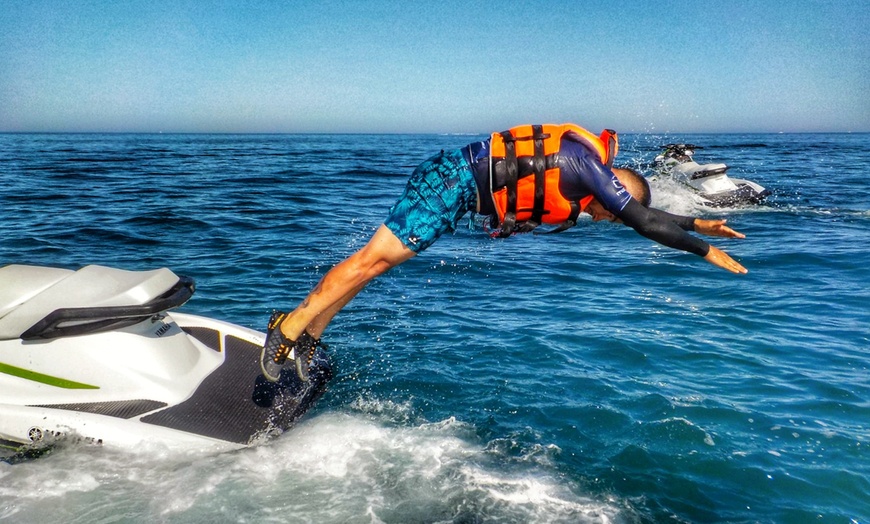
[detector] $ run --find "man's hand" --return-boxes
[694,219,746,239]
[704,246,748,274]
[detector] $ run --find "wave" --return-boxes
[703,143,770,149]
[73,226,162,246]
[333,168,401,178]
[0,411,626,523]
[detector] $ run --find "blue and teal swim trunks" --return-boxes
[383,148,478,253]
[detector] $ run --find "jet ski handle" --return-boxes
[20,276,196,340]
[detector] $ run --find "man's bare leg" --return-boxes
[301,282,365,339]
[279,224,416,341]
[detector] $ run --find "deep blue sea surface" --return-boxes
[0,132,868,523]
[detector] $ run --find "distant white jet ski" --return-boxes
[0,264,331,456]
[654,144,770,206]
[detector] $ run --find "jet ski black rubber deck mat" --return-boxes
[140,332,330,445]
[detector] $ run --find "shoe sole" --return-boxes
[260,346,283,382]
[294,352,310,382]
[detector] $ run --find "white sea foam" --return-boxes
[647,175,711,216]
[0,412,624,523]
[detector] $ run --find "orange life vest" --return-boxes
[489,124,618,237]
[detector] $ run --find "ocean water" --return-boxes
[0,132,868,523]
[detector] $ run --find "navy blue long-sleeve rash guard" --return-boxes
[465,132,710,257]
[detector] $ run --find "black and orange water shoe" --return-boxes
[260,311,294,382]
[288,331,327,382]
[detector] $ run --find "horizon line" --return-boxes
[2,130,868,136]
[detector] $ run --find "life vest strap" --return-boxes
[602,129,617,168]
[496,126,551,237]
[529,125,547,229]
[537,201,581,234]
[498,130,519,237]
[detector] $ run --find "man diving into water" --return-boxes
[260,123,747,382]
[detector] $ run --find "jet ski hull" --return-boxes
[699,178,771,207]
[0,310,331,455]
[654,144,770,207]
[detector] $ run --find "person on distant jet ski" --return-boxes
[261,124,748,383]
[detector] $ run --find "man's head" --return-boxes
[612,167,651,207]
[583,167,652,223]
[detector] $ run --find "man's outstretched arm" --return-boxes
[704,245,748,274]
[647,209,747,240]
[617,200,748,274]
[693,218,745,239]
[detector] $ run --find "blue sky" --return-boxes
[1,0,867,134]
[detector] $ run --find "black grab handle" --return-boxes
[21,276,195,340]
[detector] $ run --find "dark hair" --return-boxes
[614,167,651,207]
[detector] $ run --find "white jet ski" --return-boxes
[654,144,770,207]
[0,264,331,458]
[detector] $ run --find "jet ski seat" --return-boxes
[0,265,193,340]
[0,265,73,320]
[689,163,729,179]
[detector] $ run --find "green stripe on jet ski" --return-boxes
[0,438,22,451]
[0,362,99,389]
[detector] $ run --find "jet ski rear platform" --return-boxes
[0,264,331,456]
